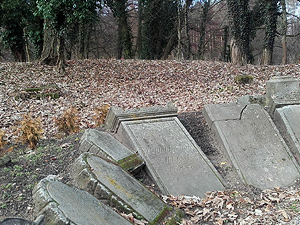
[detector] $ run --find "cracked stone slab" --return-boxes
[79,129,144,173]
[203,103,300,189]
[73,153,174,224]
[32,175,131,225]
[274,105,300,161]
[111,105,225,197]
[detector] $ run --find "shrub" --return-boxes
[55,107,80,136]
[93,104,110,127]
[15,114,44,149]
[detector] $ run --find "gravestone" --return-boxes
[106,104,225,197]
[265,76,300,113]
[73,153,178,224]
[33,175,131,225]
[80,129,144,173]
[203,103,300,189]
[274,105,300,161]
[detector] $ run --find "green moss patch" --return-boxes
[117,154,144,172]
[16,84,61,100]
[234,74,253,84]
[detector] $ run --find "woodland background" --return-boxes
[0,0,299,71]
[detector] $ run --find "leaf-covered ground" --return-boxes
[3,59,299,141]
[1,60,300,224]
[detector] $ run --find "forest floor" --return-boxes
[1,60,300,224]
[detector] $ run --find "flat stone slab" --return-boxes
[203,103,300,189]
[113,114,225,197]
[274,105,300,161]
[33,176,131,225]
[73,153,172,224]
[80,129,144,172]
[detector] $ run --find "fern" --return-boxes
[55,107,80,136]
[16,114,44,149]
[93,104,110,127]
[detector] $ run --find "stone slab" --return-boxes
[203,103,300,189]
[32,175,131,225]
[80,129,144,172]
[266,76,300,113]
[274,105,300,161]
[115,116,225,197]
[105,102,177,133]
[73,153,170,223]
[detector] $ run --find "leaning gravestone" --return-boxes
[33,175,131,225]
[203,103,300,190]
[105,103,225,197]
[275,105,300,161]
[79,129,144,173]
[265,76,300,113]
[73,153,179,224]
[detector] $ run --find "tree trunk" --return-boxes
[198,0,210,60]
[230,38,247,65]
[222,26,230,62]
[56,34,66,74]
[227,0,251,65]
[40,20,58,66]
[184,0,192,59]
[136,0,144,59]
[177,0,181,59]
[280,0,288,64]
[262,48,272,65]
[262,0,278,65]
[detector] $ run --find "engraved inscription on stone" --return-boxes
[122,117,225,196]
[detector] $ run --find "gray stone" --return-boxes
[32,175,131,225]
[73,153,170,223]
[79,129,144,173]
[237,95,266,106]
[110,105,225,197]
[0,215,44,225]
[203,103,300,189]
[274,105,300,161]
[105,102,177,133]
[266,76,300,113]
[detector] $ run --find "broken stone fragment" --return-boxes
[73,153,181,224]
[79,129,144,173]
[32,175,131,225]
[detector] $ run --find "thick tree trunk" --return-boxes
[262,0,278,65]
[56,35,66,74]
[40,20,58,66]
[230,38,247,65]
[227,0,251,65]
[262,48,272,65]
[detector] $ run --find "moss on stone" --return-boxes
[117,154,144,172]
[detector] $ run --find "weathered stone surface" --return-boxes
[79,129,144,172]
[266,76,300,113]
[73,153,170,223]
[32,175,131,225]
[105,102,177,133]
[114,112,225,197]
[274,105,300,161]
[0,215,44,225]
[203,103,300,189]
